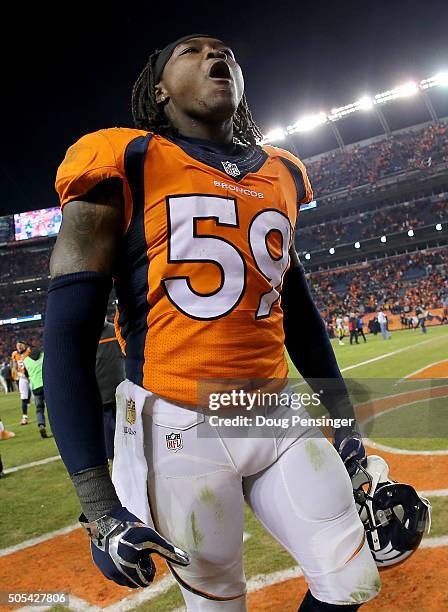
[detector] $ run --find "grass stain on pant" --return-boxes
[304,440,325,471]
[200,486,224,526]
[190,511,204,549]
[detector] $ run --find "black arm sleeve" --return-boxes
[43,271,113,474]
[282,262,356,428]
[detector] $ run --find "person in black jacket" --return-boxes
[95,319,126,460]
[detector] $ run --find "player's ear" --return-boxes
[154,84,169,105]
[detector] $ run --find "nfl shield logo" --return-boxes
[221,160,241,177]
[126,399,136,425]
[166,432,183,452]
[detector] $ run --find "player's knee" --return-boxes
[334,542,380,606]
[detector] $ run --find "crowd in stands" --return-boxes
[0,291,47,320]
[1,123,447,361]
[306,121,448,197]
[308,249,447,317]
[0,325,43,366]
[0,247,51,281]
[297,194,447,252]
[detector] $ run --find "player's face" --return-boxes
[16,342,26,352]
[156,37,244,124]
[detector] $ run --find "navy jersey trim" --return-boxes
[277,156,306,203]
[167,135,268,182]
[117,133,152,387]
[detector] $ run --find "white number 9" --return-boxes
[163,195,291,320]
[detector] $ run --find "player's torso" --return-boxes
[12,349,30,374]
[115,134,299,404]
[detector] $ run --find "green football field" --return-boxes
[0,325,447,611]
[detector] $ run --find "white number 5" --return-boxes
[163,195,291,320]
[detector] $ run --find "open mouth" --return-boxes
[208,60,232,80]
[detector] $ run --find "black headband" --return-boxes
[153,33,214,84]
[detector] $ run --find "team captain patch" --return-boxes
[126,399,136,425]
[166,432,183,452]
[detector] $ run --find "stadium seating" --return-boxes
[296,195,447,253]
[308,249,447,316]
[306,121,448,196]
[0,121,446,363]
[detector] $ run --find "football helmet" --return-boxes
[352,455,431,568]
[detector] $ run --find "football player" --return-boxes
[11,340,31,425]
[44,35,379,611]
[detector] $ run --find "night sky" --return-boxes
[2,0,448,215]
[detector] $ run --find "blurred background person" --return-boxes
[357,313,367,343]
[415,304,428,334]
[11,341,31,424]
[0,361,9,393]
[377,309,391,339]
[335,314,345,345]
[2,361,14,392]
[24,347,49,438]
[349,312,359,345]
[96,318,125,461]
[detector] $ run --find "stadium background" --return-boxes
[1,3,448,610]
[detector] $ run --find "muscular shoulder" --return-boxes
[262,145,313,205]
[56,127,148,210]
[58,127,148,176]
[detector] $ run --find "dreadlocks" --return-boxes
[131,50,264,147]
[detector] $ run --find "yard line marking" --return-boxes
[16,595,100,612]
[359,395,448,456]
[364,438,448,455]
[104,575,176,611]
[340,335,445,373]
[290,335,447,391]
[247,565,303,592]
[421,535,448,548]
[4,455,61,474]
[420,488,448,497]
[0,523,80,557]
[400,359,448,381]
[67,595,102,611]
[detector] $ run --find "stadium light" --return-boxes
[407,229,414,237]
[328,96,374,121]
[436,223,442,231]
[420,72,448,89]
[357,96,374,110]
[329,247,335,254]
[287,112,327,134]
[264,127,287,143]
[305,253,311,260]
[354,241,361,249]
[261,70,448,144]
[375,82,418,104]
[380,235,387,243]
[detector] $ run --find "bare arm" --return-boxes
[50,178,124,277]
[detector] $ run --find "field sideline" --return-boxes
[0,325,447,611]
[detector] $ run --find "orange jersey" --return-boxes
[11,347,31,375]
[56,128,313,404]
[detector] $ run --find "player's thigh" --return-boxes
[143,411,246,600]
[243,436,380,605]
